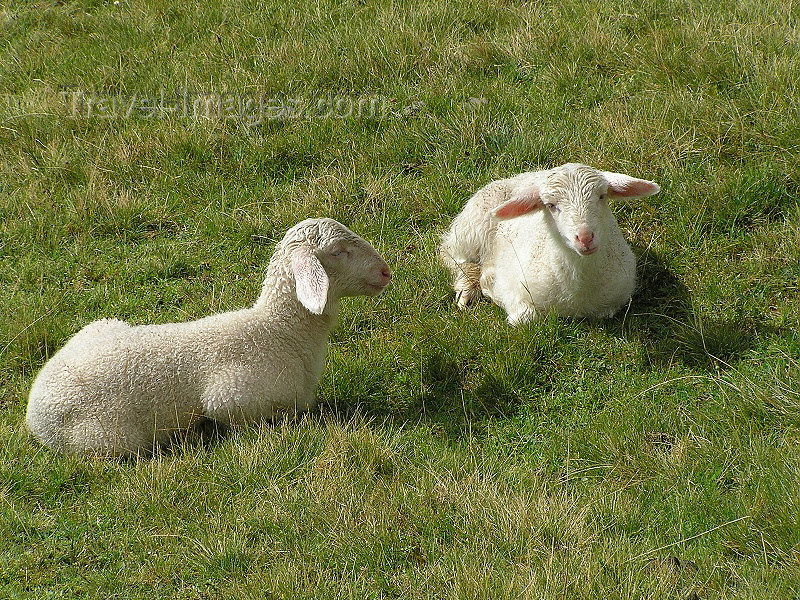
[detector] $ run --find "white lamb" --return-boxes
[439,163,660,325]
[26,218,392,457]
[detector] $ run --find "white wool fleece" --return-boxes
[26,218,391,457]
[439,163,660,324]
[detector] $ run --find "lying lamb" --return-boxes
[26,218,392,457]
[439,163,660,324]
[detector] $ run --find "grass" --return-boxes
[2,0,800,597]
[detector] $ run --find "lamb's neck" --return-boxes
[252,267,339,334]
[556,241,602,275]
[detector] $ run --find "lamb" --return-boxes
[439,163,660,325]
[26,218,392,457]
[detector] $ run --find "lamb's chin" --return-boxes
[365,282,388,295]
[565,242,599,256]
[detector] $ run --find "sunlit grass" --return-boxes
[2,0,800,597]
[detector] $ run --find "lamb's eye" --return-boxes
[599,193,607,201]
[329,248,348,257]
[546,203,560,213]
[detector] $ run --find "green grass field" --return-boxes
[2,0,800,597]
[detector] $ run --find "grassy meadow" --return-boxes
[2,0,800,597]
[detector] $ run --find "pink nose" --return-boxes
[576,229,594,247]
[381,266,392,282]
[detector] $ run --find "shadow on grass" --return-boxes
[414,351,528,438]
[320,345,546,441]
[616,245,774,369]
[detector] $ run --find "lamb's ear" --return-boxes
[601,171,661,199]
[492,184,542,220]
[291,246,329,315]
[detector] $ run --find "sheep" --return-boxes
[439,163,660,325]
[25,218,392,457]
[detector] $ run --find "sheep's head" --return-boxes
[284,218,391,315]
[492,163,660,256]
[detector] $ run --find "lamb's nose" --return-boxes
[576,229,594,247]
[381,266,392,281]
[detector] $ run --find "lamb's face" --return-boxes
[271,218,391,315]
[288,218,391,299]
[316,227,392,298]
[541,165,611,257]
[492,163,659,259]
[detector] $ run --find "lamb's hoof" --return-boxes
[455,288,480,308]
[506,308,536,325]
